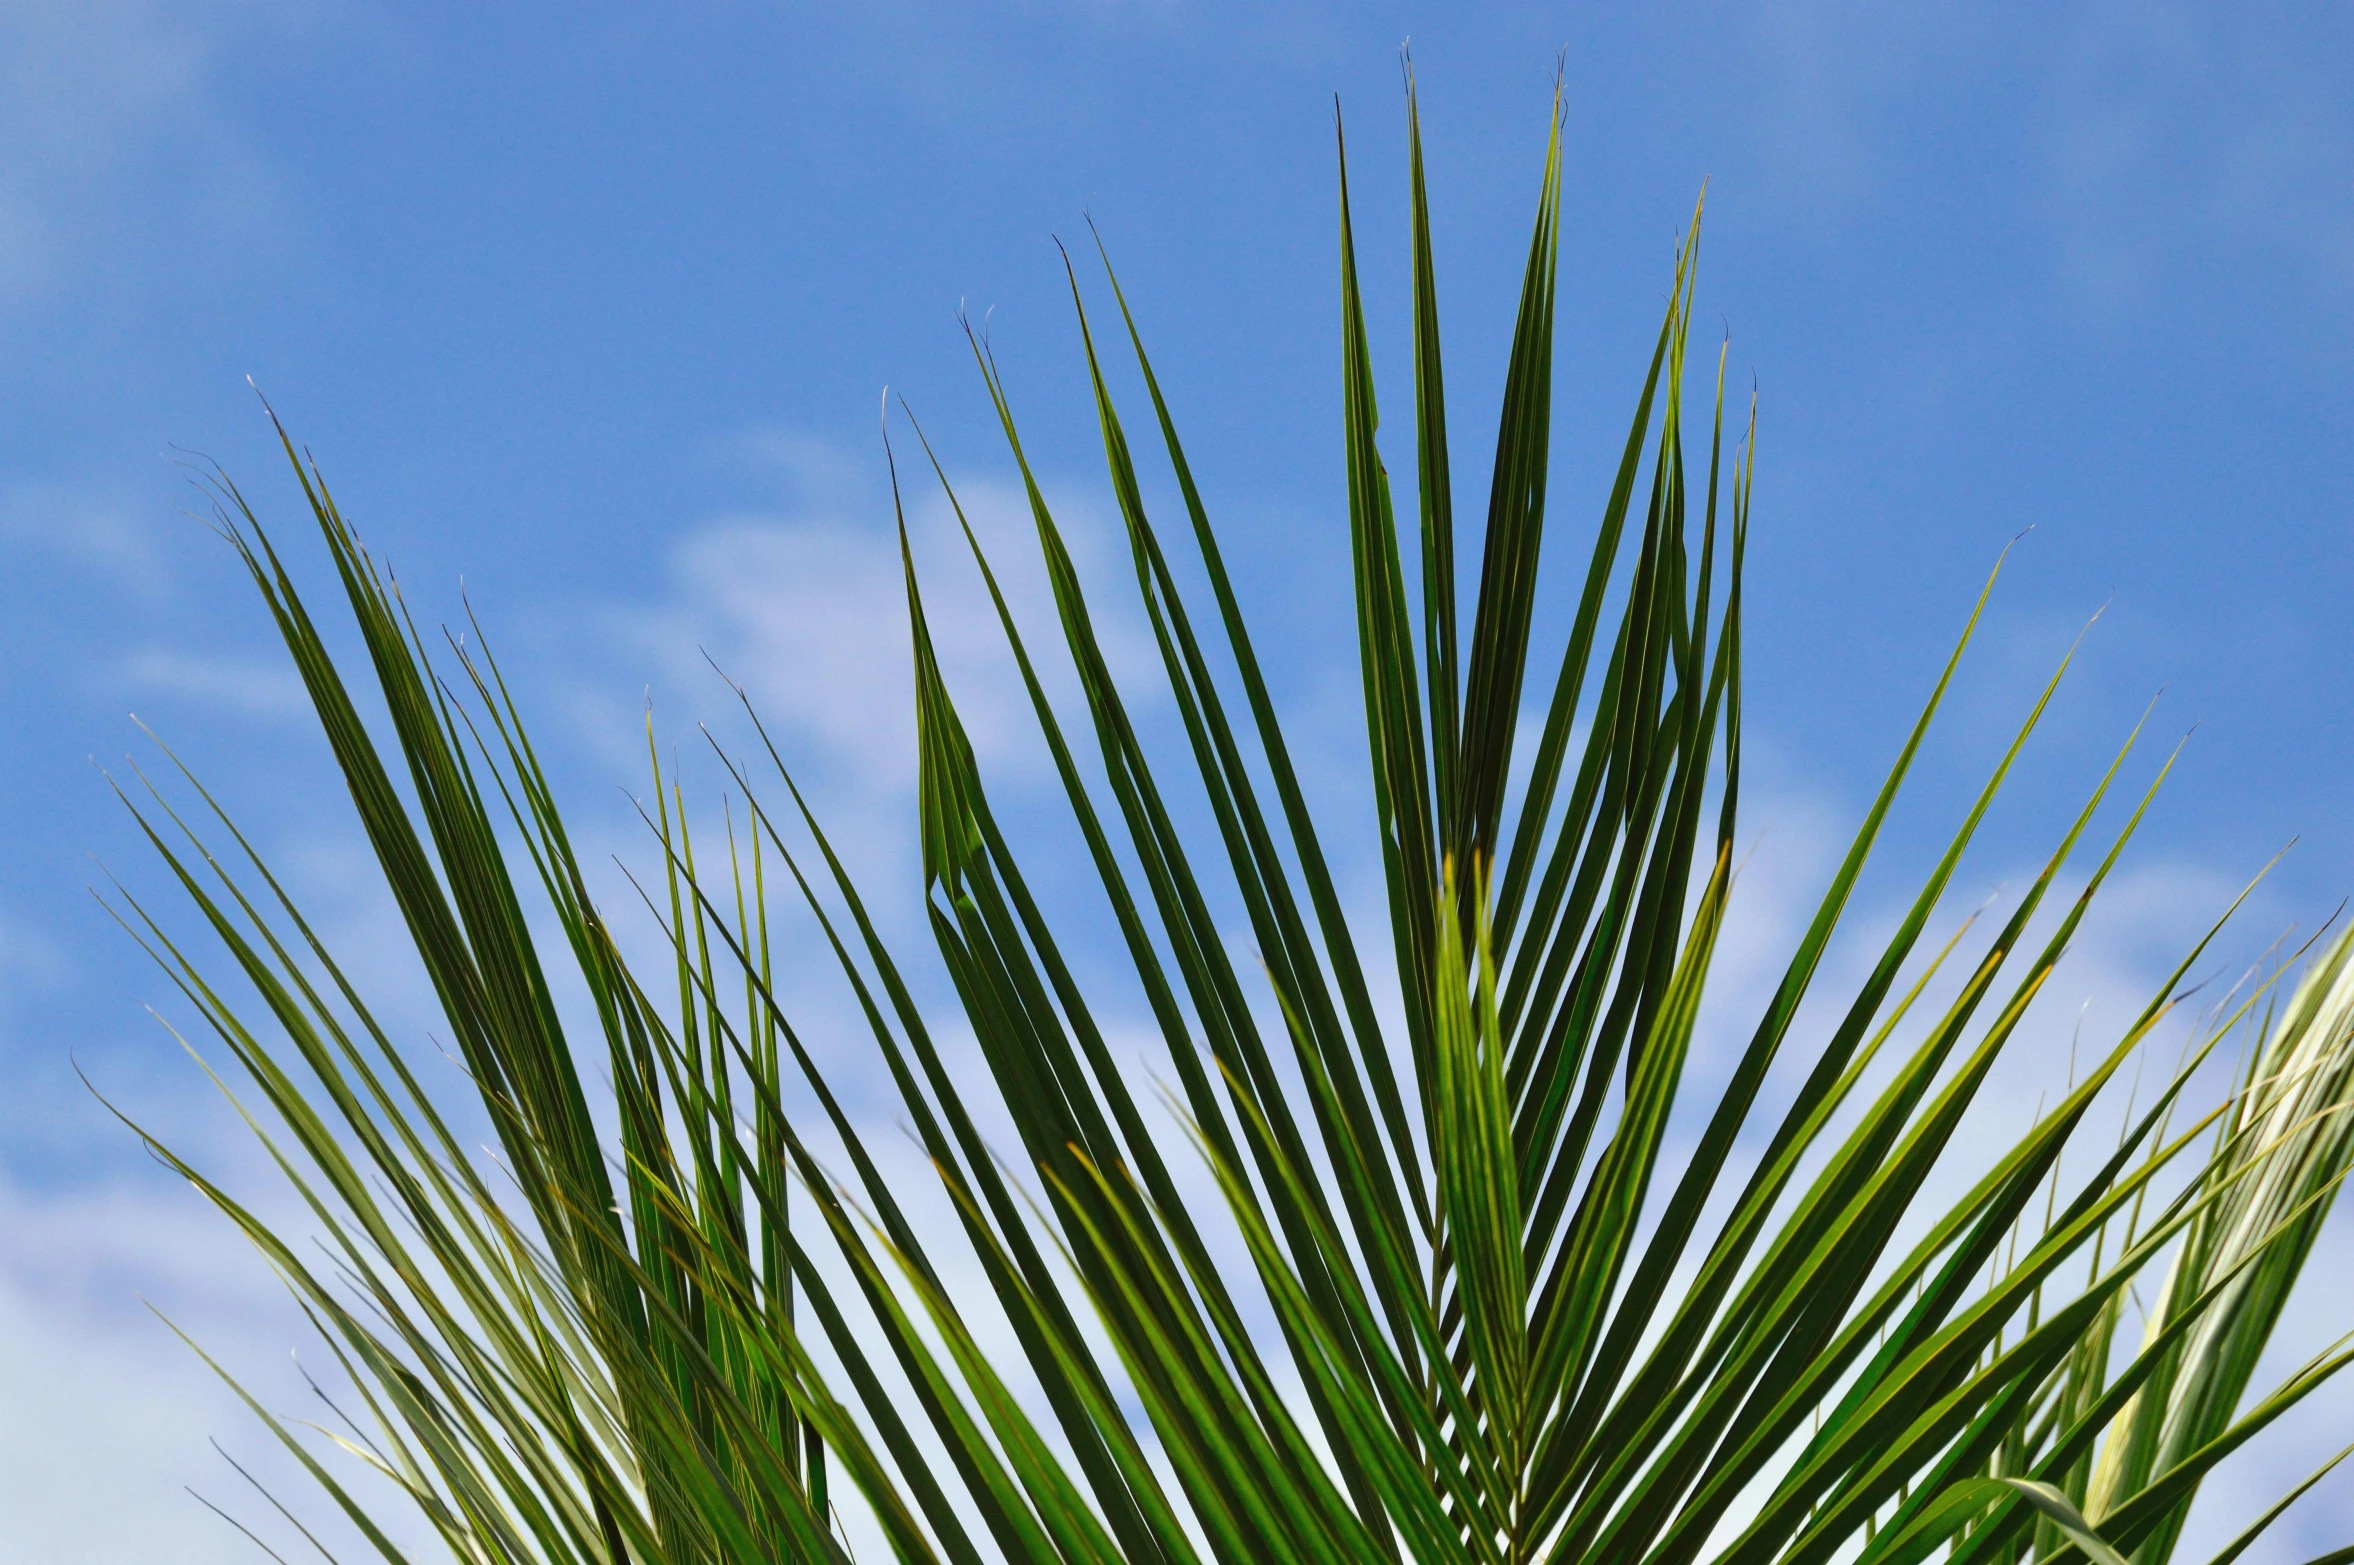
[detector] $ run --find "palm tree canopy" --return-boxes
[105,78,2354,1565]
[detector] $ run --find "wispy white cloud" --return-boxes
[604,428,1157,803]
[1745,0,2354,309]
[2036,1,2354,310]
[1747,0,1992,213]
[116,648,307,720]
[0,477,169,594]
[0,904,70,1005]
[0,0,316,319]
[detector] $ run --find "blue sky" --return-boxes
[4,2,2353,1561]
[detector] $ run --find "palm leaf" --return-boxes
[108,74,2354,1565]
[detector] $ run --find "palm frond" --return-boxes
[109,78,2354,1565]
